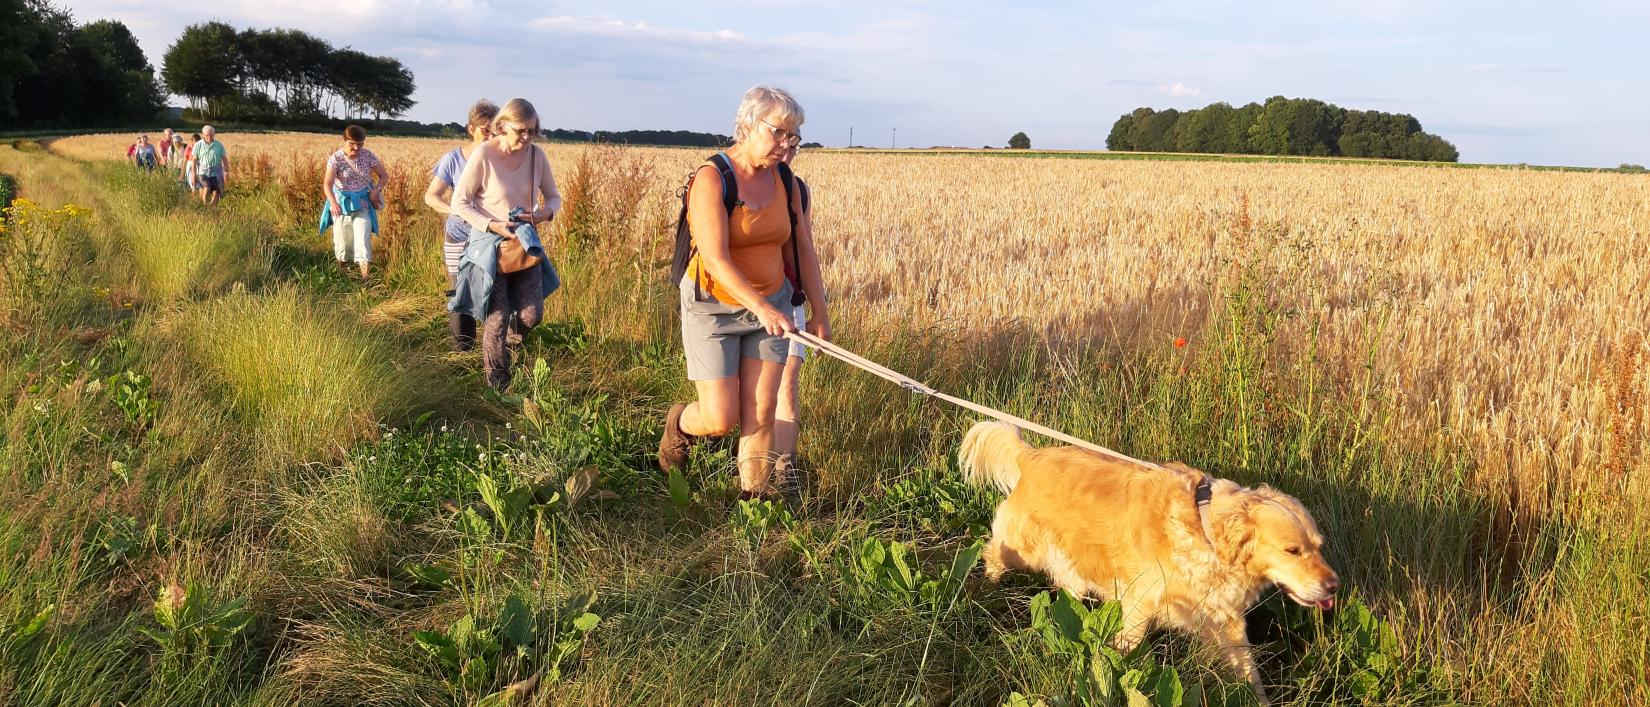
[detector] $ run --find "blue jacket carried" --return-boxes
[447,222,560,322]
[317,186,379,235]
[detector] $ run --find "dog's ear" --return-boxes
[1215,497,1257,566]
[1162,462,1204,493]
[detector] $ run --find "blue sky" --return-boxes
[66,0,1650,166]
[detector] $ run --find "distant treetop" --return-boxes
[1106,96,1459,162]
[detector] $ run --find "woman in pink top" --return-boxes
[450,98,562,390]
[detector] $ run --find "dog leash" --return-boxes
[785,330,1218,542]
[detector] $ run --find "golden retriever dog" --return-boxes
[959,421,1339,701]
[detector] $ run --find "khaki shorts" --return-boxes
[679,278,794,381]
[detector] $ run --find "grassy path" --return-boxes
[1,142,1643,706]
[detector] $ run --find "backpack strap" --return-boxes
[688,152,742,301]
[776,162,806,308]
[709,151,740,213]
[798,177,811,215]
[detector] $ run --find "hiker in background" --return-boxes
[657,85,831,500]
[449,98,562,391]
[157,127,175,166]
[129,134,158,171]
[170,135,187,171]
[180,133,199,188]
[424,99,499,351]
[773,139,821,493]
[319,125,389,280]
[191,125,229,205]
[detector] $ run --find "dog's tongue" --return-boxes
[1314,597,1336,611]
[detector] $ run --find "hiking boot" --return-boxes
[657,403,697,472]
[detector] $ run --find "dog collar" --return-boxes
[1194,476,1218,549]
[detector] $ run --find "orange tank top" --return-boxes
[689,169,791,303]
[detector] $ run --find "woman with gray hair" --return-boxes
[449,98,562,392]
[658,85,831,500]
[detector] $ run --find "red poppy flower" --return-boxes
[1173,337,1188,348]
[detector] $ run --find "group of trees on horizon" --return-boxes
[1,0,165,129]
[163,22,415,124]
[1107,96,1460,162]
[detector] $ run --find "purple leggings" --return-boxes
[483,263,544,390]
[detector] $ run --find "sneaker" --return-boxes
[772,453,802,497]
[657,403,697,472]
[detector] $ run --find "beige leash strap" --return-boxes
[784,330,1165,472]
[785,329,1221,547]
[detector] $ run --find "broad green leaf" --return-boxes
[571,612,600,633]
[947,541,985,585]
[1087,600,1123,643]
[413,630,459,667]
[559,589,597,621]
[1090,650,1116,699]
[1048,590,1088,643]
[499,595,534,648]
[1029,592,1053,631]
[666,468,691,510]
[405,563,452,588]
[888,542,916,592]
[1181,682,1204,707]
[461,655,492,690]
[1153,665,1183,707]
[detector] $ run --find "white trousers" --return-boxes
[332,213,373,263]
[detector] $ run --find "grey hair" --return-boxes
[732,85,804,143]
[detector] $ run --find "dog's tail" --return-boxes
[959,421,1030,494]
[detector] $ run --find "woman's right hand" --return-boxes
[328,201,342,217]
[488,220,516,238]
[755,302,798,337]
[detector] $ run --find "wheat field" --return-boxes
[55,132,1650,517]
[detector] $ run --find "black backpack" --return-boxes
[670,151,806,306]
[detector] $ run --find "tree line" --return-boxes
[0,0,165,129]
[1106,96,1460,162]
[545,128,731,148]
[162,22,416,123]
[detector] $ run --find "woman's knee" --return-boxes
[695,404,739,436]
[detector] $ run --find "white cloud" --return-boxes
[528,15,752,46]
[1157,82,1201,97]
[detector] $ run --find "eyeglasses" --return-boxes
[505,124,540,137]
[760,119,801,148]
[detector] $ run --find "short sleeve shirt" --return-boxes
[432,147,466,188]
[328,148,382,192]
[192,140,227,176]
